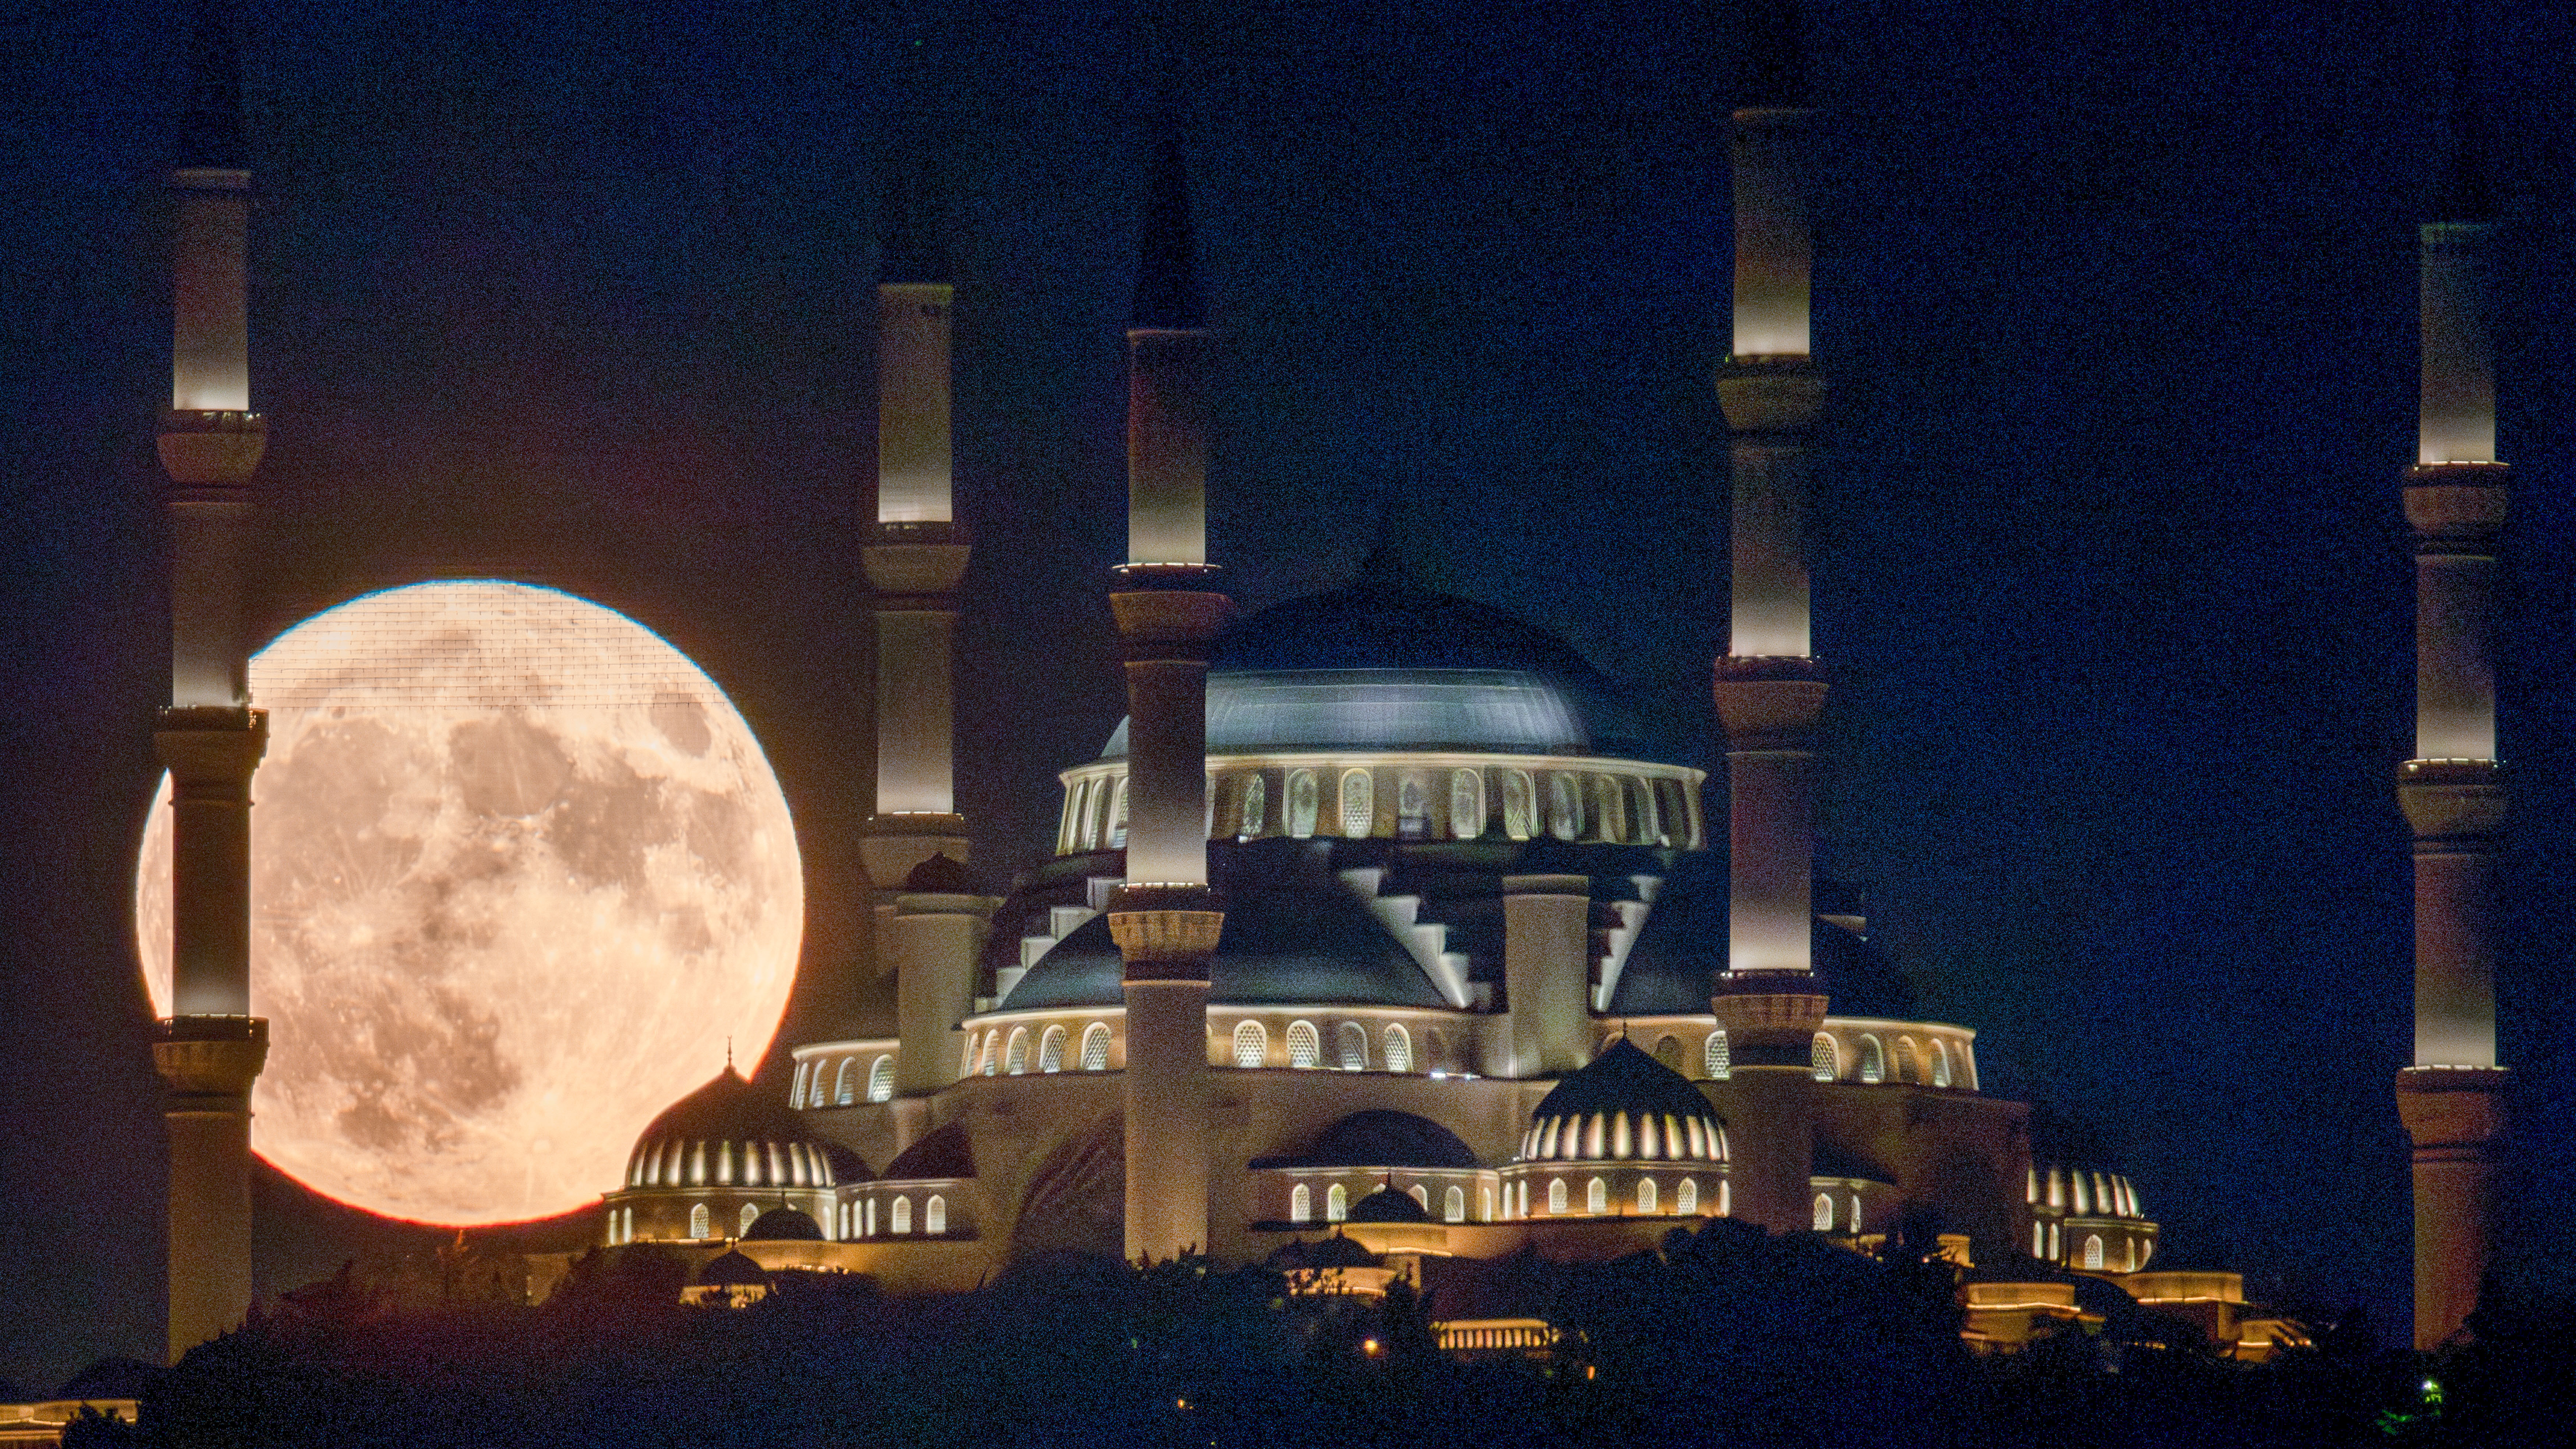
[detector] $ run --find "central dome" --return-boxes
[1098,577,1659,760]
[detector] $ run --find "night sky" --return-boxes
[6,0,2575,1389]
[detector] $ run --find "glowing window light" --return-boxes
[1383,1024,1412,1073]
[868,1055,895,1102]
[1637,1178,1657,1214]
[1849,1194,1861,1234]
[1286,770,1320,838]
[892,1196,912,1234]
[1586,1177,1607,1214]
[1238,774,1267,838]
[1932,1040,1952,1088]
[1547,775,1581,840]
[1450,769,1484,839]
[836,1058,857,1105]
[690,1204,710,1239]
[1288,1020,1320,1068]
[791,1061,811,1109]
[739,1203,759,1235]
[1337,1021,1369,1071]
[1339,768,1374,838]
[1005,1028,1030,1075]
[926,1195,946,1234]
[1397,776,1428,837]
[2084,1235,2105,1271]
[1706,1031,1732,1081]
[1038,1026,1066,1074]
[1813,1194,1833,1231]
[1446,1186,1465,1222]
[1291,1183,1311,1222]
[1548,1178,1567,1214]
[1500,770,1536,840]
[1677,1179,1696,1215]
[1858,1036,1886,1084]
[1811,1035,1837,1081]
[1327,1183,1348,1222]
[1081,1023,1112,1071]
[1233,1020,1268,1068]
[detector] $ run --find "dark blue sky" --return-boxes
[5,0,2575,1385]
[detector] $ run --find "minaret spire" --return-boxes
[2395,14,2510,1351]
[1705,0,1829,1240]
[1108,114,1230,1264]
[153,0,271,1363]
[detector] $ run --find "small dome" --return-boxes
[1254,1110,1481,1170]
[743,1206,824,1241]
[693,1249,769,1288]
[904,851,978,894]
[1266,1233,1383,1270]
[1518,1037,1726,1164]
[624,1068,850,1193]
[1347,1185,1432,1223]
[2030,1162,2146,1221]
[882,1121,976,1180]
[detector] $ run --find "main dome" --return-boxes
[1097,577,1664,761]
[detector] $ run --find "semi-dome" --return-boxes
[624,1067,849,1192]
[742,1206,825,1241]
[1252,1110,1482,1170]
[1517,1037,1726,1164]
[693,1249,769,1287]
[1096,577,1667,762]
[1347,1185,1433,1223]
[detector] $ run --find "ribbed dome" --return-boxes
[1096,580,1667,762]
[624,1068,848,1192]
[1517,1037,1726,1164]
[2030,1162,2146,1221]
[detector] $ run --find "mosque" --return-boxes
[121,0,2511,1392]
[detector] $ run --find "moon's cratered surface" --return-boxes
[136,581,802,1226]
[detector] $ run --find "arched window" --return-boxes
[1547,1178,1568,1214]
[1232,1020,1268,1068]
[1850,1194,1862,1235]
[1397,776,1427,838]
[1812,1035,1838,1081]
[1547,774,1581,840]
[1081,1023,1112,1071]
[1239,774,1267,839]
[1038,1025,1068,1073]
[1654,777,1691,847]
[868,1055,895,1102]
[1327,1184,1348,1223]
[926,1195,947,1234]
[740,1203,760,1236]
[1931,1040,1952,1088]
[1382,1024,1412,1074]
[1107,776,1129,848]
[1339,768,1374,837]
[1630,777,1659,846]
[1287,1020,1321,1068]
[1593,775,1625,841]
[1500,770,1536,840]
[891,1196,912,1234]
[1445,1185,1466,1223]
[979,1035,1000,1077]
[1337,1022,1368,1071]
[1858,1035,1886,1084]
[1705,1030,1731,1081]
[1718,1179,1730,1217]
[792,1061,811,1109]
[1286,769,1320,838]
[2084,1234,2105,1271]
[1291,1184,1312,1223]
[1408,1184,1429,1209]
[1813,1194,1834,1231]
[623,1205,635,1242]
[835,1058,857,1105]
[1005,1027,1030,1075]
[2032,1222,2045,1258]
[1896,1038,1921,1084]
[1481,1186,1494,1222]
[690,1204,711,1239]
[839,1202,850,1239]
[2123,1238,2136,1272]
[1676,1179,1697,1215]
[1586,1177,1608,1214]
[960,1033,981,1078]
[863,1199,877,1237]
[1089,776,1114,849]
[1450,769,1485,839]
[2048,1222,2061,1260]
[1654,1035,1681,1071]
[1637,1178,1658,1214]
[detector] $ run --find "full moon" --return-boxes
[136,581,803,1226]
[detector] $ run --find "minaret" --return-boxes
[152,0,270,1361]
[1108,128,1230,1264]
[1706,0,1829,1238]
[858,169,987,1096]
[2393,77,2509,1352]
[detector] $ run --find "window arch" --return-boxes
[1850,1194,1862,1235]
[1931,1040,1953,1088]
[1239,774,1267,839]
[1397,775,1427,837]
[1449,769,1485,839]
[1481,1185,1494,1221]
[1586,1177,1608,1214]
[1812,1035,1838,1081]
[1336,1022,1369,1071]
[2084,1234,2105,1271]
[1547,774,1581,840]
[1655,777,1691,847]
[1291,1183,1312,1223]
[839,1202,850,1239]
[1339,768,1374,837]
[1445,1185,1466,1223]
[835,1057,857,1105]
[1858,1035,1886,1084]
[689,1203,711,1239]
[1327,1183,1348,1222]
[1005,1027,1030,1075]
[1061,779,1087,853]
[1107,776,1129,848]
[960,1032,981,1078]
[1382,1024,1412,1074]
[1038,1025,1068,1073]
[926,1195,947,1234]
[868,1055,895,1102]
[1408,1184,1429,1210]
[1089,775,1114,849]
[1286,769,1320,838]
[1705,1030,1731,1081]
[1813,1194,1834,1231]
[891,1196,912,1234]
[1080,1022,1112,1071]
[792,1061,812,1109]
[1630,777,1659,847]
[1547,1178,1568,1214]
[739,1203,760,1236]
[979,1034,1000,1076]
[1500,770,1536,840]
[863,1199,876,1237]
[1637,1178,1658,1214]
[1593,775,1625,842]
[1676,1178,1697,1215]
[1232,1020,1268,1068]
[1287,1020,1321,1069]
[1896,1037,1921,1084]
